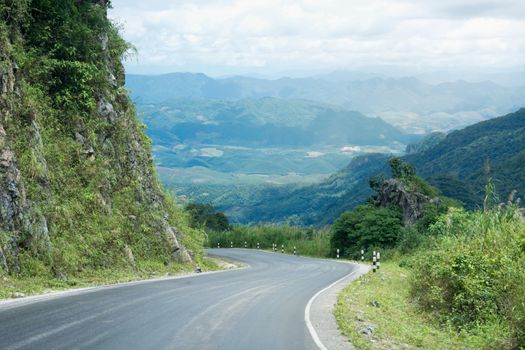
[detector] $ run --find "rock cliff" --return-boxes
[376,179,439,225]
[0,1,196,278]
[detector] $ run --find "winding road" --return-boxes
[0,249,362,350]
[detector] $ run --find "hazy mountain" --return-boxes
[205,108,525,225]
[139,97,410,148]
[407,108,525,208]
[127,73,525,133]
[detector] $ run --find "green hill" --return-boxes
[0,0,203,291]
[407,108,525,208]
[213,108,525,225]
[214,154,390,226]
[138,97,410,148]
[405,132,446,154]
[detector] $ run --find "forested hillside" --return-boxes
[211,108,525,225]
[0,0,203,293]
[214,154,390,225]
[127,72,525,133]
[139,97,410,147]
[408,108,525,208]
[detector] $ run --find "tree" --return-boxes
[369,174,385,192]
[184,203,230,232]
[330,205,402,257]
[389,157,415,181]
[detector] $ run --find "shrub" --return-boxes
[207,225,331,257]
[330,205,403,258]
[410,207,525,349]
[185,203,230,232]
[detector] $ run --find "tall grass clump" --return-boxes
[410,207,525,349]
[206,225,331,258]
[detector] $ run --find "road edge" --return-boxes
[306,262,370,350]
[0,257,247,311]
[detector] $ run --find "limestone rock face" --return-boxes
[377,179,436,225]
[166,225,192,263]
[0,51,51,273]
[0,1,194,276]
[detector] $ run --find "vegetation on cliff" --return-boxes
[407,108,525,209]
[332,159,525,349]
[0,0,205,296]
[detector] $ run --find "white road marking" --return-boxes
[305,269,359,350]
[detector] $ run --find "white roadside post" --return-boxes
[244,241,247,248]
[372,251,377,273]
[257,242,260,250]
[230,241,233,248]
[336,249,340,259]
[361,249,364,262]
[281,244,284,253]
[293,246,296,255]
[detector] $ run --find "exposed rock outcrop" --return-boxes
[377,179,438,225]
[166,225,191,263]
[0,1,195,277]
[0,40,51,273]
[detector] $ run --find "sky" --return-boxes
[108,0,525,81]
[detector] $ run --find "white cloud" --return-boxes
[108,0,525,75]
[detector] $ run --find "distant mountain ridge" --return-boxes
[139,97,410,148]
[407,108,525,208]
[127,72,525,133]
[211,108,525,225]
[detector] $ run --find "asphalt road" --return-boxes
[0,249,358,350]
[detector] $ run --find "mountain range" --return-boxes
[208,108,525,225]
[127,73,525,133]
[140,97,410,148]
[126,72,525,226]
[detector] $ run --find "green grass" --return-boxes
[206,225,331,258]
[335,261,498,350]
[0,256,220,300]
[0,2,210,295]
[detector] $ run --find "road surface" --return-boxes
[0,249,359,350]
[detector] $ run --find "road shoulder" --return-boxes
[0,254,245,310]
[308,262,370,350]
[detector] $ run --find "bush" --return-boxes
[410,207,525,349]
[185,203,230,232]
[330,205,403,258]
[397,226,427,255]
[207,225,331,257]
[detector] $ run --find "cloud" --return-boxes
[108,0,525,75]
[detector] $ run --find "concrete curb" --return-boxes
[307,261,370,350]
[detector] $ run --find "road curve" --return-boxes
[0,249,359,350]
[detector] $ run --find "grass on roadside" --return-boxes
[207,225,331,258]
[0,257,221,300]
[335,261,500,350]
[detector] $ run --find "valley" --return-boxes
[131,95,411,215]
[2,1,524,349]
[128,73,525,225]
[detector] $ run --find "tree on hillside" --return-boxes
[184,203,230,232]
[330,205,402,257]
[389,157,415,181]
